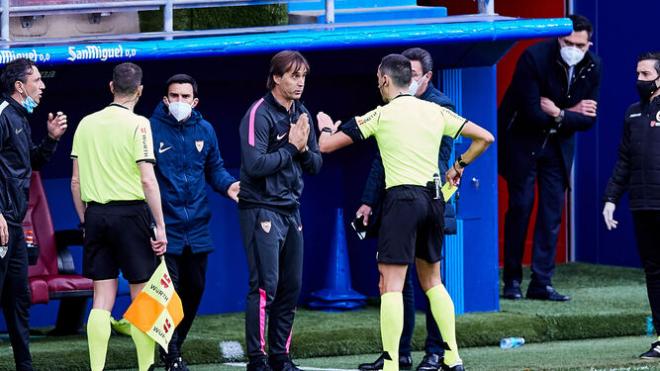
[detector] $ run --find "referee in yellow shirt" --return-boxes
[317,54,493,371]
[70,62,167,371]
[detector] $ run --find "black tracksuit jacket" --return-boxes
[0,95,57,226]
[604,97,660,210]
[238,92,322,214]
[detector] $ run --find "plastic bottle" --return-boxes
[500,337,525,349]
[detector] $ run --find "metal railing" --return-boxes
[0,0,337,41]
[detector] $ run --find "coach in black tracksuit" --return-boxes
[603,52,660,360]
[238,50,322,371]
[0,58,67,371]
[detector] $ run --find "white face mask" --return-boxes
[408,79,420,96]
[168,101,192,122]
[408,75,429,96]
[560,46,586,67]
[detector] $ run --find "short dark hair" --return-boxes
[402,47,433,75]
[166,74,198,98]
[1,58,36,94]
[112,62,142,96]
[569,14,593,39]
[638,52,660,75]
[379,54,412,88]
[267,50,310,90]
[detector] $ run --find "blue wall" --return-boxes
[573,0,658,266]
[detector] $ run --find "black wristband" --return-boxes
[321,127,333,134]
[457,155,469,168]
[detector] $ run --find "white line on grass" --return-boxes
[223,363,357,371]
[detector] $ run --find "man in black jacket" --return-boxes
[603,52,660,359]
[500,14,601,301]
[238,50,322,371]
[356,47,454,371]
[0,58,67,371]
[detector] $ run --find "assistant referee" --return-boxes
[70,62,167,371]
[317,54,493,371]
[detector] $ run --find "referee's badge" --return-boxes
[195,140,204,152]
[260,220,272,233]
[0,245,7,259]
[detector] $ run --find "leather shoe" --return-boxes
[502,281,522,300]
[441,364,464,371]
[417,353,443,370]
[358,352,413,370]
[526,285,571,301]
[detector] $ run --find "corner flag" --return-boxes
[123,259,184,351]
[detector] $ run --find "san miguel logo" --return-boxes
[67,45,137,62]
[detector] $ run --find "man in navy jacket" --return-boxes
[150,74,239,371]
[499,15,601,301]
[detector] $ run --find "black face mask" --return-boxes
[636,78,659,101]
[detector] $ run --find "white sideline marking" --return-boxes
[223,363,357,371]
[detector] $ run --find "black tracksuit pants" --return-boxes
[400,267,444,357]
[0,225,33,371]
[633,211,660,334]
[239,208,303,361]
[160,247,209,361]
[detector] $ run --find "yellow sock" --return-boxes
[130,325,155,371]
[380,292,403,371]
[426,284,462,367]
[87,309,111,371]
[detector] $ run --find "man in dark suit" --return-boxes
[499,14,601,301]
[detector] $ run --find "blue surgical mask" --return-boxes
[22,95,38,114]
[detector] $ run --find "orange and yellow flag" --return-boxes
[123,259,184,351]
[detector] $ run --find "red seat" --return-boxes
[24,172,93,334]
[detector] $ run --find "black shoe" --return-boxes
[270,356,301,371]
[248,358,273,371]
[441,363,465,371]
[164,356,189,371]
[358,352,413,370]
[526,285,571,301]
[502,281,522,300]
[640,341,660,359]
[417,353,443,370]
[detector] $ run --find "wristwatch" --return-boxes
[321,127,333,134]
[554,109,565,124]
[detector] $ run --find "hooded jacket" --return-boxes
[0,95,57,226]
[150,101,235,255]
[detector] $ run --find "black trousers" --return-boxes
[503,142,566,287]
[0,225,33,371]
[400,267,444,357]
[160,247,208,361]
[633,211,660,334]
[239,208,303,361]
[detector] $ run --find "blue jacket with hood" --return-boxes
[150,101,236,255]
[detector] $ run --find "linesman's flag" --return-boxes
[124,259,184,351]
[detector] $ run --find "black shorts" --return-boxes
[83,201,158,284]
[377,185,445,264]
